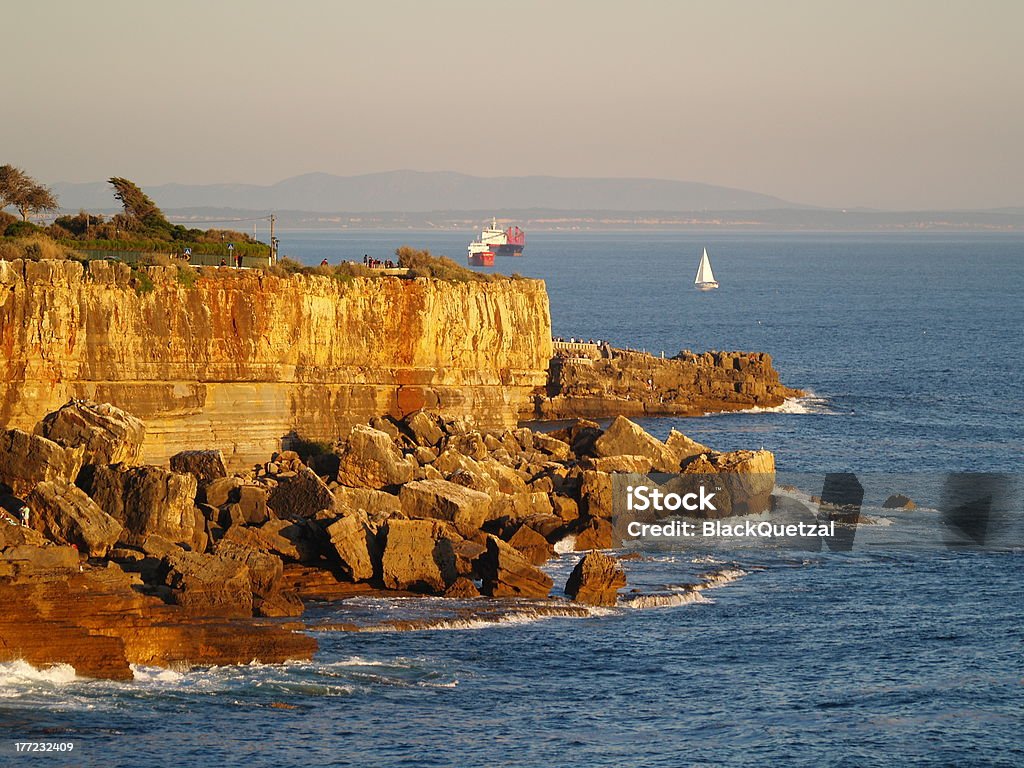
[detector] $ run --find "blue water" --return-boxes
[2,231,1022,767]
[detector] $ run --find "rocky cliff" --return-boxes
[0,259,551,468]
[535,345,802,419]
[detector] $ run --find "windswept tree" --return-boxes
[0,165,59,221]
[108,177,169,232]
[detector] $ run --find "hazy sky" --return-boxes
[4,0,1022,210]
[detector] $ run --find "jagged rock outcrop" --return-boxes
[0,560,315,679]
[0,259,551,468]
[2,400,785,676]
[564,551,626,606]
[36,400,145,466]
[536,346,801,419]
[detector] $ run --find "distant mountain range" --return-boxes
[52,171,810,214]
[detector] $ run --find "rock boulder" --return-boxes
[169,450,228,487]
[399,478,490,537]
[335,425,417,489]
[86,465,200,548]
[0,429,84,497]
[381,519,457,593]
[325,514,378,582]
[267,467,335,519]
[564,551,626,606]
[35,400,145,466]
[161,549,253,618]
[477,535,553,598]
[27,479,122,557]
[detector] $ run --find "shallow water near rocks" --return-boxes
[1,232,1021,767]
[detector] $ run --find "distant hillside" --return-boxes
[52,171,807,213]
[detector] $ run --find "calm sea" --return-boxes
[2,231,1021,767]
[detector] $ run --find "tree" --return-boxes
[108,177,168,231]
[0,165,59,221]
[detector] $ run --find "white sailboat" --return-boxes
[694,247,719,290]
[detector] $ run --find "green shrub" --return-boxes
[131,268,155,295]
[395,246,499,282]
[286,436,335,462]
[175,264,198,288]
[4,220,43,238]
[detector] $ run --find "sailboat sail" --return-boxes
[694,248,717,285]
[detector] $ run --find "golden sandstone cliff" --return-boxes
[0,259,552,468]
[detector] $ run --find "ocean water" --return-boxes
[2,231,1022,767]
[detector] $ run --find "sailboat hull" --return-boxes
[696,282,719,291]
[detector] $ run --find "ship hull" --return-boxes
[468,251,495,266]
[493,243,524,257]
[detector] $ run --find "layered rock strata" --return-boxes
[0,259,551,468]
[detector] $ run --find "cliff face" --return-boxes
[535,346,801,419]
[0,260,551,467]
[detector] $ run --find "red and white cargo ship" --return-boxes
[467,218,525,266]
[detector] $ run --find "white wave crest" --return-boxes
[698,567,747,588]
[706,391,835,416]
[553,535,577,554]
[0,660,79,687]
[130,665,184,683]
[624,591,710,609]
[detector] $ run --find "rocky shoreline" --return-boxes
[1,400,775,679]
[536,344,803,419]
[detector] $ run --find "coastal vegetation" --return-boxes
[0,165,58,221]
[0,166,510,279]
[0,166,266,258]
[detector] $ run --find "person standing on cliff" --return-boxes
[19,505,29,527]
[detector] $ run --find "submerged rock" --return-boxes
[883,494,917,510]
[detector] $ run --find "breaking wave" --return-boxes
[707,391,835,416]
[0,660,79,691]
[623,566,747,610]
[313,602,614,633]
